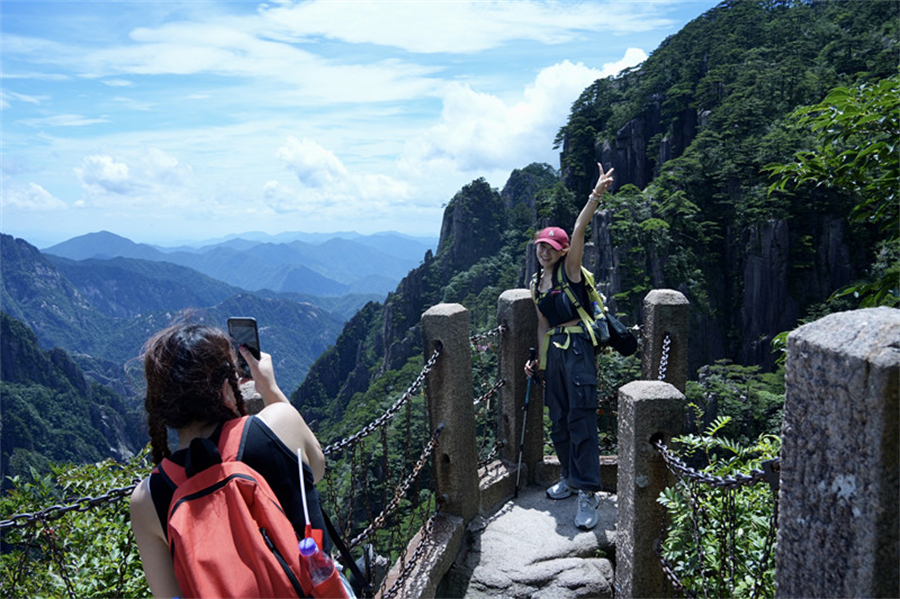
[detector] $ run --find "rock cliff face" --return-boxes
[297,179,509,414]
[577,210,860,373]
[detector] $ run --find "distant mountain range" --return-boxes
[1,233,349,393]
[43,230,437,297]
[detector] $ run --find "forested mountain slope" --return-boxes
[296,0,898,440]
[555,0,897,369]
[0,313,145,488]
[1,234,346,480]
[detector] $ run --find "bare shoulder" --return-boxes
[257,401,302,427]
[129,478,161,538]
[130,477,151,511]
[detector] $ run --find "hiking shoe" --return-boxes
[546,477,572,500]
[574,490,600,530]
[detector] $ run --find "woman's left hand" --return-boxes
[239,346,276,387]
[592,163,615,197]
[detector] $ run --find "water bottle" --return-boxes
[298,537,335,587]
[591,301,604,319]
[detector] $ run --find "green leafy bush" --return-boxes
[1,452,152,598]
[658,415,781,598]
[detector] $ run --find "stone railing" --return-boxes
[381,291,899,599]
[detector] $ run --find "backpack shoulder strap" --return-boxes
[217,416,252,463]
[529,272,539,304]
[157,458,187,489]
[557,262,600,346]
[322,510,374,598]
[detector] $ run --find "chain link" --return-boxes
[0,482,139,531]
[658,333,671,381]
[478,440,505,468]
[380,498,444,599]
[469,324,505,345]
[655,538,696,599]
[654,439,781,597]
[347,426,442,551]
[472,377,505,406]
[324,346,441,457]
[654,439,779,490]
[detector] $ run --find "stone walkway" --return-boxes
[435,483,617,598]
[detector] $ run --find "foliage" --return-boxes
[0,452,152,598]
[658,420,781,598]
[685,360,785,449]
[0,313,146,489]
[557,0,897,361]
[765,73,900,307]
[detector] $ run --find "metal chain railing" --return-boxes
[469,324,505,346]
[0,481,140,531]
[655,538,695,599]
[654,439,781,597]
[478,440,505,468]
[473,377,505,407]
[348,425,443,551]
[654,439,780,490]
[658,333,671,381]
[380,498,445,599]
[324,346,442,457]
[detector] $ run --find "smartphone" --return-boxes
[227,317,260,378]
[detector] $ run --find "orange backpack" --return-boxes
[156,417,313,598]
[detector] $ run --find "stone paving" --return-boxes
[436,483,617,598]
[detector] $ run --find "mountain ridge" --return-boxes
[43,230,435,296]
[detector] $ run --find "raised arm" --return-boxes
[241,347,326,481]
[565,163,615,283]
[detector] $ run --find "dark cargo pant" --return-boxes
[543,327,602,493]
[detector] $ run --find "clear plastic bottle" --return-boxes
[298,537,335,587]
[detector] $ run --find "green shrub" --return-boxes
[658,415,781,598]
[1,452,152,598]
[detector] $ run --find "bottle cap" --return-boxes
[299,537,317,556]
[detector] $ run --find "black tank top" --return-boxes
[535,261,589,327]
[149,415,333,553]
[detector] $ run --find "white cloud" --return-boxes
[73,149,194,204]
[604,47,648,75]
[273,137,412,213]
[257,1,675,53]
[75,155,134,194]
[1,182,68,211]
[18,114,109,127]
[277,137,350,189]
[0,90,46,109]
[103,78,134,87]
[400,59,608,176]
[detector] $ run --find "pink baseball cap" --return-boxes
[535,227,569,250]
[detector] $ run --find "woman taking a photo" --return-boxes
[129,323,334,597]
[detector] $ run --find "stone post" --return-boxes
[616,380,685,599]
[422,303,480,523]
[497,289,543,485]
[641,290,690,393]
[776,307,899,598]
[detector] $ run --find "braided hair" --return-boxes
[142,324,247,464]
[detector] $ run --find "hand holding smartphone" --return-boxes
[227,317,260,378]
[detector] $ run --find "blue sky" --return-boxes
[1,0,718,247]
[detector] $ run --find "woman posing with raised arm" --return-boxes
[525,162,614,530]
[129,323,334,598]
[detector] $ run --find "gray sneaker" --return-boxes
[546,477,572,500]
[574,490,600,530]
